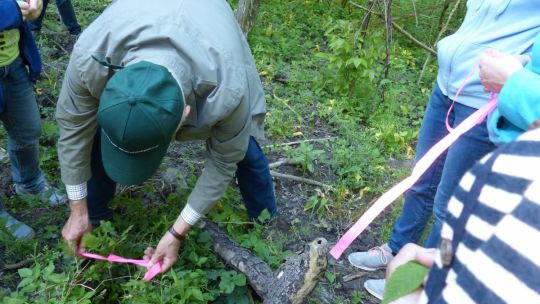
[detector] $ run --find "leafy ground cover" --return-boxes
[0,0,465,303]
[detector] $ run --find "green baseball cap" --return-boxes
[97,61,184,185]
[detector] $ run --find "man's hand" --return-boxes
[479,49,523,93]
[61,199,92,253]
[17,0,42,21]
[144,217,191,274]
[385,243,436,304]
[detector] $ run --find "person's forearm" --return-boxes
[172,215,191,236]
[69,198,88,215]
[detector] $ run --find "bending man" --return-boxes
[56,0,276,274]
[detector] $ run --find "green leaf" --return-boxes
[206,270,220,281]
[304,196,319,211]
[383,261,429,304]
[47,273,65,284]
[82,234,100,250]
[17,268,32,278]
[196,231,211,244]
[20,282,38,293]
[99,221,116,236]
[17,277,33,289]
[351,58,362,68]
[233,273,246,287]
[44,263,54,276]
[219,276,235,294]
[257,209,271,223]
[325,271,336,283]
[190,288,204,301]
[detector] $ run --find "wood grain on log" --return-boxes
[200,219,328,303]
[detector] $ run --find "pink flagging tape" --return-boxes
[79,251,162,281]
[446,65,479,132]
[329,96,498,260]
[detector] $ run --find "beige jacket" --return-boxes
[56,0,266,215]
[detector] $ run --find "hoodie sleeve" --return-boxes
[498,68,540,131]
[0,0,22,31]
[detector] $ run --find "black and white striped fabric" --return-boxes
[422,128,540,303]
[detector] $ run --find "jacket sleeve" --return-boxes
[185,92,251,215]
[498,68,540,131]
[55,53,102,185]
[0,0,22,31]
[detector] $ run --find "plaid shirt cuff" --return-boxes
[66,183,87,201]
[180,204,202,225]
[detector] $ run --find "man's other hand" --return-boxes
[62,199,92,253]
[144,232,182,274]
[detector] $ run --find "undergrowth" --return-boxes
[0,0,466,302]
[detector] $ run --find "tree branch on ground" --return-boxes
[269,158,302,169]
[270,171,334,190]
[263,137,337,149]
[200,219,329,304]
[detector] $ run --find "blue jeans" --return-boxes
[0,57,45,193]
[87,130,277,225]
[28,0,81,35]
[388,84,496,253]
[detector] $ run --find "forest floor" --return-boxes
[0,0,461,303]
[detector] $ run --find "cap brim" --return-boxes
[101,132,169,185]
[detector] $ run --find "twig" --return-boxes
[438,0,455,31]
[215,221,254,225]
[76,283,96,292]
[263,136,337,148]
[410,0,418,26]
[270,170,334,189]
[350,1,436,56]
[391,22,436,55]
[42,61,64,73]
[49,38,70,55]
[349,1,378,15]
[382,0,393,78]
[350,1,450,21]
[417,0,462,84]
[272,77,314,84]
[356,0,377,45]
[269,158,301,169]
[2,259,31,270]
[272,93,302,121]
[343,273,367,282]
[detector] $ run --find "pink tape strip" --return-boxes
[329,96,498,259]
[79,251,162,281]
[446,65,479,132]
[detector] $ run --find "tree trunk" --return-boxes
[235,0,261,35]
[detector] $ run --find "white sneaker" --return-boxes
[1,210,35,239]
[15,181,67,207]
[364,278,385,300]
[348,243,394,271]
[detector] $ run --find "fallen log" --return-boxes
[200,219,328,303]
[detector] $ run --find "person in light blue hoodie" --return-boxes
[348,0,540,300]
[479,33,540,145]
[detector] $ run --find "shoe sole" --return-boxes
[364,281,384,301]
[348,255,387,272]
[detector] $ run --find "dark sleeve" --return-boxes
[0,0,22,31]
